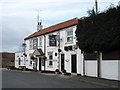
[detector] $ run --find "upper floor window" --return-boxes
[33,38,38,49]
[66,30,73,42]
[49,55,53,59]
[29,39,33,49]
[39,37,42,47]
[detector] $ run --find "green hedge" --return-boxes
[76,5,120,52]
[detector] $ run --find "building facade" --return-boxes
[15,17,120,81]
[15,51,26,69]
[22,18,83,75]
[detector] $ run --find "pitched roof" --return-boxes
[32,49,44,56]
[24,18,78,40]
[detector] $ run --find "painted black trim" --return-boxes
[66,73,71,75]
[41,70,55,73]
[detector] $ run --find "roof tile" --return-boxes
[24,18,78,40]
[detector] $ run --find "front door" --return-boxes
[61,54,64,71]
[39,57,41,71]
[71,54,77,73]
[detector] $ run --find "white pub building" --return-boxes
[15,17,120,81]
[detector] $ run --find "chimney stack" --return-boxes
[37,21,43,31]
[37,12,43,31]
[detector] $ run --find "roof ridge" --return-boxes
[41,18,77,30]
[24,18,78,40]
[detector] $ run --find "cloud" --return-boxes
[1,0,119,52]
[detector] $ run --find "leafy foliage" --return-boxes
[76,5,120,52]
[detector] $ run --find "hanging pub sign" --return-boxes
[49,35,57,46]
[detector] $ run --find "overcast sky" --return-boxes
[0,0,119,53]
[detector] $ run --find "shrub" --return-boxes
[55,69,59,72]
[62,69,66,73]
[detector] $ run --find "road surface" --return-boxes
[2,70,106,88]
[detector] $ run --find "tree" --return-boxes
[76,4,120,77]
[76,5,120,52]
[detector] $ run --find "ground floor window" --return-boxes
[30,61,32,65]
[18,58,21,65]
[49,61,53,66]
[48,52,53,66]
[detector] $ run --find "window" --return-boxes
[49,61,53,66]
[18,58,21,65]
[33,38,38,49]
[29,39,33,49]
[66,30,73,42]
[49,55,53,59]
[30,61,32,65]
[48,52,53,66]
[48,52,53,59]
[39,37,42,47]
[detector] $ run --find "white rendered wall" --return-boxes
[15,52,25,68]
[101,60,119,80]
[45,59,58,71]
[15,53,19,68]
[77,49,83,75]
[64,52,72,73]
[24,25,83,74]
[45,32,59,71]
[60,25,83,74]
[25,40,34,69]
[85,61,97,77]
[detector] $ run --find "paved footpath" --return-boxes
[2,70,108,88]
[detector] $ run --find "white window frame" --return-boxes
[29,39,33,49]
[33,38,38,49]
[66,29,73,43]
[48,52,53,66]
[39,37,42,47]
